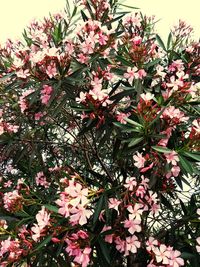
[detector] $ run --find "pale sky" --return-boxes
[0,0,199,43]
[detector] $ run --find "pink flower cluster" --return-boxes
[0,109,19,135]
[2,190,23,212]
[146,238,184,267]
[124,67,147,85]
[65,230,91,267]
[0,238,23,267]
[40,84,53,105]
[31,206,50,241]
[56,179,92,225]
[35,171,50,188]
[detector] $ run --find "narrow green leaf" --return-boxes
[148,108,165,127]
[128,137,144,147]
[118,3,140,9]
[81,10,88,21]
[152,146,173,153]
[98,236,111,264]
[167,32,172,50]
[103,14,126,26]
[179,199,187,215]
[34,235,52,251]
[182,151,200,162]
[125,118,143,128]
[44,204,58,213]
[93,195,104,225]
[179,155,194,175]
[115,55,134,67]
[181,252,195,259]
[160,194,174,211]
[156,34,166,51]
[145,58,161,69]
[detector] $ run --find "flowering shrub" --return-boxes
[0,0,200,266]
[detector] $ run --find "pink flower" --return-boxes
[154,244,170,265]
[76,91,87,103]
[77,53,89,64]
[161,106,188,123]
[138,69,147,79]
[31,206,50,241]
[101,226,114,243]
[165,151,179,165]
[127,203,143,221]
[74,247,91,267]
[35,171,50,188]
[125,235,140,255]
[41,85,53,95]
[40,94,51,105]
[146,237,158,252]
[66,239,81,256]
[3,190,22,212]
[82,39,95,54]
[98,32,108,45]
[124,219,141,234]
[140,92,154,103]
[65,180,89,206]
[136,185,146,198]
[166,165,180,178]
[116,112,130,124]
[46,63,57,78]
[115,236,125,252]
[36,206,50,229]
[70,205,92,225]
[124,67,138,84]
[16,69,30,79]
[108,198,121,212]
[132,36,142,45]
[169,250,184,267]
[31,224,42,241]
[124,177,137,191]
[133,152,146,168]
[55,193,70,218]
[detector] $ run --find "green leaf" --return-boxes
[115,55,134,67]
[81,10,88,21]
[181,252,195,259]
[182,151,200,162]
[110,88,134,102]
[103,14,126,26]
[34,235,52,251]
[71,6,77,18]
[125,118,143,128]
[179,199,187,215]
[152,146,173,153]
[128,137,144,147]
[156,34,166,51]
[148,108,165,127]
[174,176,183,189]
[160,194,174,211]
[167,32,172,50]
[118,3,140,9]
[98,236,111,264]
[44,204,58,213]
[178,155,194,175]
[14,210,30,218]
[93,195,104,225]
[145,58,161,69]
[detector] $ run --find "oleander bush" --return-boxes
[0,0,200,266]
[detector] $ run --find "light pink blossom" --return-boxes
[133,152,146,168]
[165,151,179,166]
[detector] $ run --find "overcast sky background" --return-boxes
[0,0,199,43]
